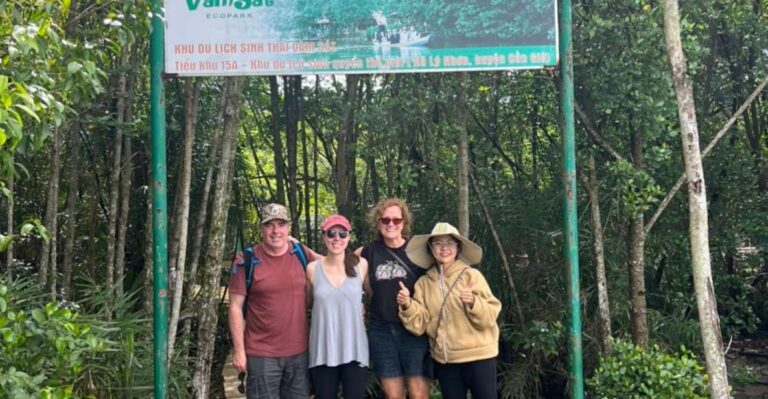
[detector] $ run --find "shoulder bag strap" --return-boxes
[436,267,469,332]
[385,247,417,278]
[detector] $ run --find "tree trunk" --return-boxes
[86,175,98,281]
[106,49,130,305]
[300,90,312,247]
[181,82,227,355]
[313,78,320,243]
[745,99,767,192]
[368,155,380,205]
[456,73,470,236]
[628,118,648,348]
[584,155,612,355]
[243,124,275,199]
[61,128,82,299]
[662,1,729,396]
[115,135,132,300]
[39,126,61,296]
[628,216,647,349]
[5,166,13,281]
[335,75,359,216]
[168,78,200,361]
[269,76,285,205]
[192,77,243,399]
[115,56,137,300]
[187,88,226,297]
[385,155,394,198]
[285,76,300,235]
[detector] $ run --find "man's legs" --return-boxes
[279,351,310,399]
[246,356,283,399]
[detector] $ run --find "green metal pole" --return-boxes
[149,1,169,398]
[559,0,584,397]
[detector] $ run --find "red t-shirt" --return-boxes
[229,244,314,357]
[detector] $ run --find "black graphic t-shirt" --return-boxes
[362,239,426,323]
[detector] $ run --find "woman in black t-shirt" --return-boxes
[355,198,432,399]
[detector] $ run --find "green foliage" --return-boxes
[715,275,759,337]
[0,1,66,179]
[72,278,193,398]
[0,277,192,399]
[0,218,49,253]
[728,363,759,388]
[499,319,567,398]
[429,382,443,399]
[607,159,663,219]
[588,339,709,399]
[0,0,765,396]
[504,320,565,358]
[0,279,105,399]
[648,308,703,355]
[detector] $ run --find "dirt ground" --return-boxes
[729,339,768,399]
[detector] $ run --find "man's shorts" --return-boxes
[246,351,309,399]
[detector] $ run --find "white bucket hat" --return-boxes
[406,222,483,269]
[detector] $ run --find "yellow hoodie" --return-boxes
[399,259,501,364]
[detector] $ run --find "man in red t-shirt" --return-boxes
[229,203,316,399]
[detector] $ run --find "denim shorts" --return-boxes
[368,319,433,379]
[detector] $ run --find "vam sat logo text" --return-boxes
[186,0,274,11]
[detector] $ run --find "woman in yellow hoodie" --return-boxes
[397,222,501,399]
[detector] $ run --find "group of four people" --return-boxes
[228,199,501,399]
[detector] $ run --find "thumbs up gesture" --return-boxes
[460,284,476,309]
[396,281,411,309]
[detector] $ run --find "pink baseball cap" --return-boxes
[321,214,351,231]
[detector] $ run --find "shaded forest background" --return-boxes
[1,0,767,397]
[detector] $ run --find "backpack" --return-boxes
[233,241,309,317]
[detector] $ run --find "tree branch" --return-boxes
[469,110,528,179]
[575,103,624,161]
[469,167,525,325]
[645,74,768,235]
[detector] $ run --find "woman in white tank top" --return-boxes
[306,214,370,399]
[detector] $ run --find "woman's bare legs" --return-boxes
[380,377,406,399]
[405,376,430,399]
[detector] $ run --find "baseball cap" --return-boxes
[321,214,351,231]
[260,203,289,224]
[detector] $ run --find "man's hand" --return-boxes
[233,348,247,373]
[396,281,411,309]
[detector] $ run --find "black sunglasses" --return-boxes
[379,217,403,226]
[238,372,246,394]
[325,229,349,239]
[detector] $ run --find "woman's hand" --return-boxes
[396,281,411,309]
[459,284,476,309]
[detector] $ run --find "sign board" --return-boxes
[165,0,558,76]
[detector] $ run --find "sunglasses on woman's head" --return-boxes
[325,229,349,239]
[379,217,403,226]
